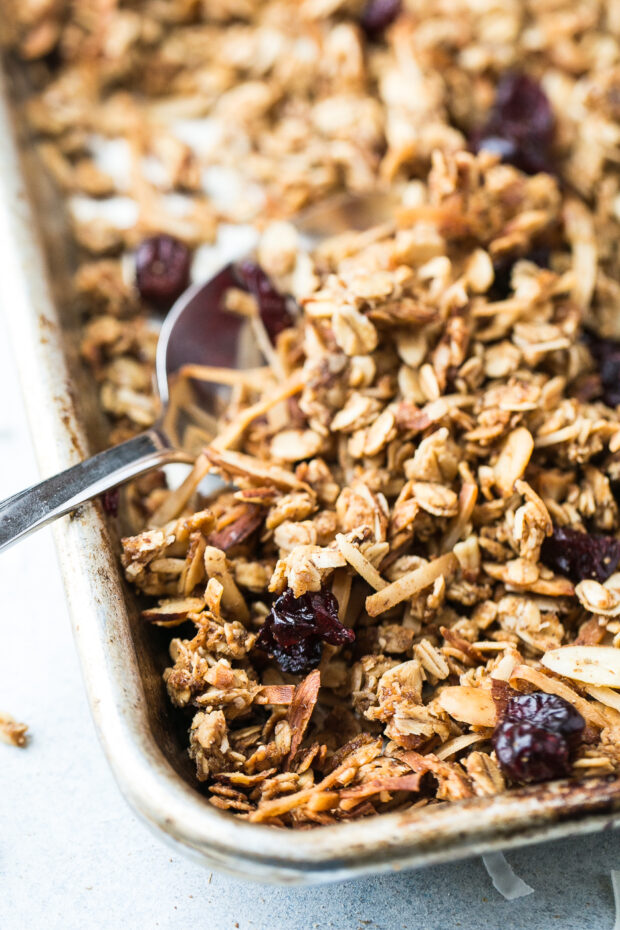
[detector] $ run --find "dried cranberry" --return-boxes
[504,692,585,743]
[135,234,191,310]
[582,330,620,407]
[493,720,571,784]
[361,0,402,37]
[255,588,355,674]
[233,261,293,344]
[267,637,323,676]
[100,487,119,517]
[540,525,620,584]
[470,72,555,175]
[489,247,550,300]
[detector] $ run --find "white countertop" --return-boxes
[1,307,618,930]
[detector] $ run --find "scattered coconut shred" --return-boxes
[7,0,620,830]
[482,853,534,901]
[612,870,620,930]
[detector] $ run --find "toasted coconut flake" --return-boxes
[336,534,387,591]
[366,553,457,617]
[435,733,486,760]
[178,364,271,386]
[0,712,28,748]
[148,455,212,529]
[205,447,310,492]
[213,372,306,452]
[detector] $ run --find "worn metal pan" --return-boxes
[1,57,619,884]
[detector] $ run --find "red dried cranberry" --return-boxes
[135,234,191,310]
[233,261,294,345]
[100,487,119,517]
[504,692,585,743]
[255,588,354,674]
[267,637,323,676]
[470,72,555,175]
[361,0,402,37]
[493,720,571,784]
[540,525,620,584]
[582,330,620,407]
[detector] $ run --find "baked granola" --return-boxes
[7,1,620,824]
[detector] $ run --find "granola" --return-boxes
[6,0,620,825]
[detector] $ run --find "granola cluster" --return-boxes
[7,1,620,822]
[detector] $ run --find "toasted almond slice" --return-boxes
[575,579,620,616]
[203,546,249,623]
[494,427,534,497]
[542,645,620,688]
[142,596,206,625]
[441,482,478,552]
[366,552,457,617]
[286,669,321,768]
[254,685,296,705]
[437,686,496,727]
[585,685,620,714]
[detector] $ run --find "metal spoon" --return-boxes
[0,192,395,551]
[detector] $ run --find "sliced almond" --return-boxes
[494,427,534,497]
[585,685,620,713]
[436,686,496,727]
[142,596,205,626]
[254,685,296,705]
[542,645,620,688]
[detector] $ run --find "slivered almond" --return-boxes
[542,645,620,688]
[437,686,496,727]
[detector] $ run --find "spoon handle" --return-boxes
[0,426,189,552]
